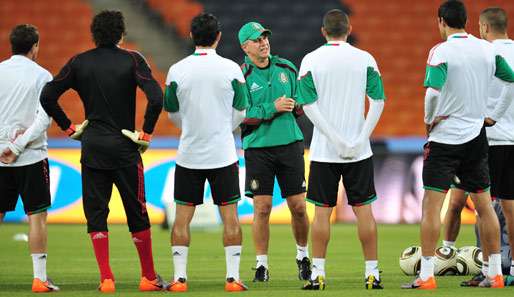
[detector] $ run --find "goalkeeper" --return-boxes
[40,10,165,293]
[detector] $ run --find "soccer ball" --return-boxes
[399,246,421,275]
[456,246,483,275]
[434,246,459,275]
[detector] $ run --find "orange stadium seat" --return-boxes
[0,0,176,137]
[343,0,514,137]
[146,0,203,38]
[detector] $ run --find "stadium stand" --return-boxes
[146,0,203,38]
[0,0,175,137]
[345,0,514,136]
[2,0,514,138]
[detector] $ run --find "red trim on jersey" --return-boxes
[427,42,443,64]
[137,160,147,214]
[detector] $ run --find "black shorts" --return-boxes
[82,157,150,233]
[423,127,490,194]
[306,157,377,207]
[489,145,514,200]
[0,159,51,215]
[244,141,306,198]
[174,162,241,206]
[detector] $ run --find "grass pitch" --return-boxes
[0,223,512,296]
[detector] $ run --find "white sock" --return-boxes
[225,245,241,280]
[172,246,188,281]
[256,254,268,269]
[442,240,455,248]
[482,261,489,276]
[296,244,309,260]
[31,253,47,282]
[365,260,380,280]
[488,254,502,277]
[511,260,514,276]
[419,256,434,281]
[311,258,325,280]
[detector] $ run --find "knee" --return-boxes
[448,201,465,214]
[254,203,272,219]
[172,221,189,238]
[224,222,241,241]
[290,202,307,219]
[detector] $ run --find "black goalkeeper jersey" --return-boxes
[40,45,163,169]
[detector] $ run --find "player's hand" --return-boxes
[333,137,352,160]
[0,147,18,164]
[345,136,366,160]
[66,120,89,140]
[121,129,152,154]
[484,117,496,127]
[426,115,449,136]
[274,96,295,112]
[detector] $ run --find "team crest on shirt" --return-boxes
[250,179,259,191]
[279,72,288,84]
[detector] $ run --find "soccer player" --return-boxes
[402,0,514,289]
[237,21,311,282]
[0,24,59,293]
[39,10,166,292]
[164,13,249,292]
[297,9,385,290]
[444,7,514,287]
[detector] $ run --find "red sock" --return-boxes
[131,229,157,280]
[89,231,114,281]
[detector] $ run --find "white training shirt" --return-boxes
[0,55,52,167]
[298,41,385,163]
[424,33,497,145]
[486,39,514,145]
[165,48,246,169]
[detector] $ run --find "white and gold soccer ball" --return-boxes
[399,246,421,275]
[456,246,483,275]
[434,246,459,275]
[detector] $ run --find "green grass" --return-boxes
[0,223,512,296]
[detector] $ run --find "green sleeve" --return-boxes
[424,63,447,90]
[245,101,277,121]
[163,82,179,112]
[366,67,386,100]
[495,55,514,82]
[297,71,318,104]
[231,79,250,111]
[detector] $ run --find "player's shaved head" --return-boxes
[480,7,508,34]
[323,9,350,38]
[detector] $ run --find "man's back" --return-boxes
[41,46,162,169]
[487,39,514,144]
[299,41,383,163]
[425,33,495,144]
[0,55,51,166]
[167,49,244,169]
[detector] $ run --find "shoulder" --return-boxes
[352,46,376,62]
[240,62,254,79]
[219,56,242,72]
[427,42,447,64]
[33,63,53,81]
[274,57,298,75]
[118,48,149,66]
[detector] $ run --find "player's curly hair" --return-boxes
[90,10,126,47]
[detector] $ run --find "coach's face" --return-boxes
[242,34,270,60]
